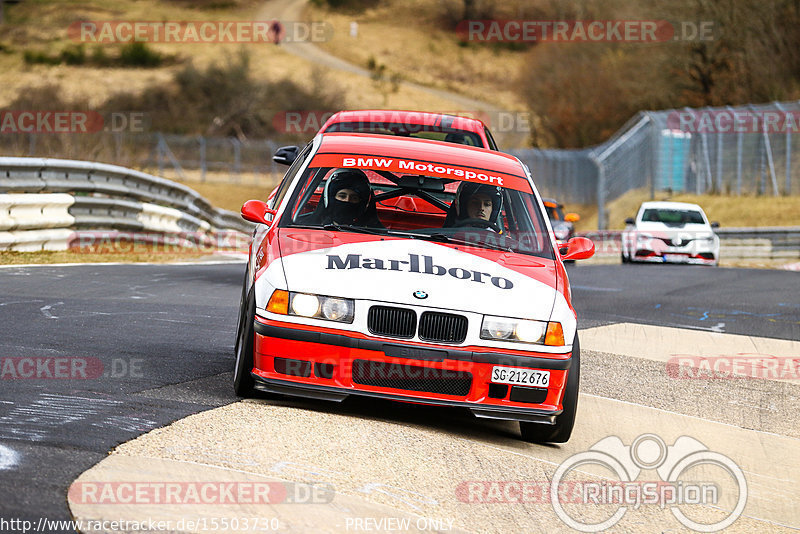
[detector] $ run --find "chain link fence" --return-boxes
[513,100,800,229]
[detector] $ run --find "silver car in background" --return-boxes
[621,201,720,265]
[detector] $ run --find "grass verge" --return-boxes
[0,248,231,266]
[568,190,800,232]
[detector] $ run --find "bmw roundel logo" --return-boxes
[413,290,428,299]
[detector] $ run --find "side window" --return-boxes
[268,143,312,210]
[484,127,499,150]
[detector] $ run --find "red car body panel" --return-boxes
[320,110,495,149]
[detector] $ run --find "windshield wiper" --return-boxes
[294,224,514,252]
[414,232,515,253]
[321,223,389,236]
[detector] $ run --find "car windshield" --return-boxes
[544,203,565,221]
[279,155,554,259]
[641,208,705,225]
[324,122,484,148]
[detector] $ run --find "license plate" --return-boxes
[663,254,687,262]
[491,366,550,387]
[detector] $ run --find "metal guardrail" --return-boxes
[0,157,254,251]
[716,227,800,259]
[578,227,800,260]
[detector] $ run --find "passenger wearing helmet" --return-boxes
[443,182,503,230]
[300,169,383,227]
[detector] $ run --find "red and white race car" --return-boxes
[235,132,594,443]
[271,109,499,166]
[320,110,499,149]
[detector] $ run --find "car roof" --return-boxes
[315,132,525,177]
[322,110,489,132]
[639,201,704,211]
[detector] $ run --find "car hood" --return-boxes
[278,230,559,320]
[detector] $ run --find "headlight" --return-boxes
[291,293,320,317]
[480,316,564,346]
[554,228,570,241]
[268,290,354,323]
[482,318,515,340]
[321,298,353,321]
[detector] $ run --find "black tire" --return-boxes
[519,334,580,443]
[233,270,256,397]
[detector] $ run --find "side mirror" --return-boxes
[710,221,720,228]
[564,212,580,223]
[561,236,595,261]
[241,200,277,226]
[625,217,635,225]
[273,145,299,166]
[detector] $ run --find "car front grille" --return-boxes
[656,236,694,247]
[351,359,473,396]
[367,306,416,338]
[418,311,468,343]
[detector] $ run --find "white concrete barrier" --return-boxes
[137,203,184,234]
[0,194,75,231]
[0,229,75,252]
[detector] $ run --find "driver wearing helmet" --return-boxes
[299,168,383,227]
[443,182,503,230]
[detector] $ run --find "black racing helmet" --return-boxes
[453,182,503,222]
[321,168,375,225]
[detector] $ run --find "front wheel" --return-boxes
[519,334,580,443]
[233,276,256,397]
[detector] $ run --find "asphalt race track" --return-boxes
[571,264,800,340]
[0,263,243,531]
[0,261,798,533]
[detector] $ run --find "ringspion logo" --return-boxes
[551,434,747,532]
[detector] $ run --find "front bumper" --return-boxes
[632,249,717,264]
[252,318,573,424]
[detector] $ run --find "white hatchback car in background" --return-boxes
[621,201,720,265]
